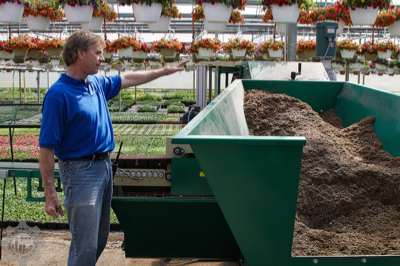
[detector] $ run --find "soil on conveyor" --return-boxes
[244,90,400,256]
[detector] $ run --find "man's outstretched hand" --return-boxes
[163,60,189,75]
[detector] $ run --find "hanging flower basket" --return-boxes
[0,1,24,23]
[27,48,44,60]
[269,48,283,58]
[148,16,171,32]
[297,50,314,61]
[377,50,392,60]
[47,48,63,58]
[204,21,226,32]
[203,3,232,23]
[152,38,182,62]
[13,48,27,63]
[64,4,94,23]
[160,48,177,61]
[270,4,299,23]
[132,51,147,62]
[26,15,51,31]
[132,3,162,23]
[340,49,356,59]
[197,48,214,60]
[349,7,379,26]
[349,62,363,73]
[81,16,104,31]
[118,47,134,58]
[231,49,246,59]
[388,21,400,36]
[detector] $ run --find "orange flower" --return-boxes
[152,39,183,52]
[162,4,181,18]
[111,37,150,52]
[191,38,221,53]
[23,1,64,21]
[262,7,273,22]
[93,1,117,21]
[192,5,204,22]
[297,39,316,53]
[257,39,284,53]
[337,39,359,51]
[229,9,244,24]
[223,38,255,54]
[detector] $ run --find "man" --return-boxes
[39,30,186,266]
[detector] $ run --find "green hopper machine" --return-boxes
[112,79,400,266]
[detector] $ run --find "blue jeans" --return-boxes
[59,158,113,266]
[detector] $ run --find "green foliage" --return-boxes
[167,104,185,113]
[165,99,184,107]
[137,105,158,113]
[136,93,162,102]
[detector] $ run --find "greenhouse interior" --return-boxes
[0,0,400,265]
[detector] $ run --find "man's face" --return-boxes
[78,42,103,75]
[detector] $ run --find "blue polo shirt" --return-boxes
[39,73,121,160]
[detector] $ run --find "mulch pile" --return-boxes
[244,90,400,256]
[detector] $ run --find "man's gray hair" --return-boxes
[62,30,104,66]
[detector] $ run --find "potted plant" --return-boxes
[360,41,378,61]
[148,3,181,32]
[256,41,270,59]
[263,0,311,23]
[152,38,183,62]
[0,0,25,24]
[191,38,221,60]
[8,35,32,63]
[223,38,255,59]
[262,7,273,22]
[298,8,314,24]
[198,0,245,31]
[343,0,390,25]
[268,40,285,58]
[26,37,45,61]
[112,36,150,62]
[131,0,166,23]
[256,39,284,59]
[376,40,396,59]
[43,38,64,59]
[296,39,315,61]
[337,39,359,59]
[374,8,395,29]
[192,4,204,22]
[81,1,116,30]
[229,9,244,24]
[23,0,63,31]
[61,0,99,23]
[319,4,349,33]
[197,0,245,24]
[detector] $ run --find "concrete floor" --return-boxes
[0,231,240,266]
